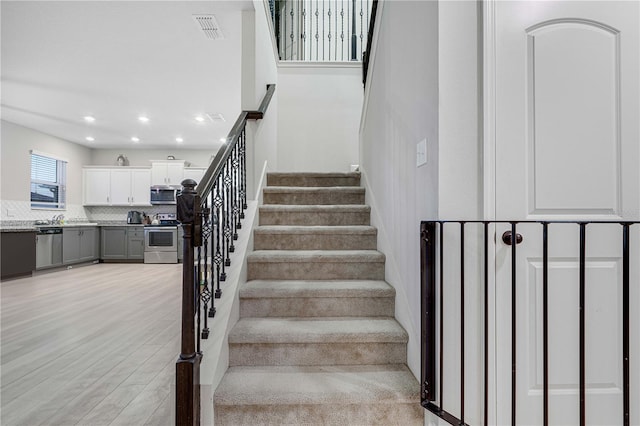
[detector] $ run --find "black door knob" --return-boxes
[502,230,523,245]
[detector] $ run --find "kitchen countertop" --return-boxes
[0,221,163,232]
[0,222,100,232]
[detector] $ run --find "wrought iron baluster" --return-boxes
[202,199,215,318]
[240,128,247,213]
[622,223,630,426]
[511,222,517,426]
[224,156,234,259]
[359,0,363,60]
[289,5,294,60]
[302,5,306,60]
[233,143,242,234]
[579,223,586,426]
[460,222,465,424]
[215,174,225,287]
[327,2,331,60]
[542,222,549,426]
[196,246,201,350]
[231,143,239,241]
[340,1,344,60]
[316,2,320,60]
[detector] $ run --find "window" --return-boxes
[30,152,67,209]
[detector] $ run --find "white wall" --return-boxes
[90,148,218,168]
[360,0,439,383]
[0,120,92,221]
[360,1,485,424]
[242,1,278,200]
[277,63,362,172]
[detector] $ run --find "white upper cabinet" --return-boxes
[151,161,185,187]
[183,168,206,188]
[83,167,151,206]
[83,169,111,205]
[130,169,151,205]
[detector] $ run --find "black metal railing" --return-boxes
[421,220,638,426]
[272,0,372,61]
[362,0,377,86]
[175,84,275,426]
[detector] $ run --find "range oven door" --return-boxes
[144,227,178,263]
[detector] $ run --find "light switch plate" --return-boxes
[6,208,15,217]
[416,139,427,167]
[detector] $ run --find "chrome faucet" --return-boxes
[50,214,65,225]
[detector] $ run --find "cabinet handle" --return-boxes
[107,196,110,203]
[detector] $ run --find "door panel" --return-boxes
[526,20,621,216]
[493,2,638,425]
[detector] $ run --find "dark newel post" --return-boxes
[350,0,357,60]
[176,179,201,426]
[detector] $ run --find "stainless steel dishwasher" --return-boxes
[36,227,63,269]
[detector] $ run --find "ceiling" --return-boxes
[1,0,254,150]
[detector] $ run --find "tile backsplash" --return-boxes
[88,206,176,222]
[0,199,175,223]
[1,200,90,222]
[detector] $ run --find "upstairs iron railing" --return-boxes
[175,84,275,426]
[271,0,372,61]
[421,220,638,426]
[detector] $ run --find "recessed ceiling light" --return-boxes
[84,115,95,123]
[131,136,140,143]
[195,115,205,123]
[138,115,150,123]
[85,136,95,142]
[176,137,184,143]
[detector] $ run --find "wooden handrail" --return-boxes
[197,84,276,202]
[175,83,275,426]
[362,0,379,86]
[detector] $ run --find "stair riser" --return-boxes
[247,261,385,280]
[267,175,361,187]
[259,210,370,226]
[240,297,395,318]
[254,233,377,250]
[215,403,423,426]
[229,342,406,367]
[263,191,365,205]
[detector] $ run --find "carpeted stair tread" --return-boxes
[240,280,394,298]
[254,226,378,250]
[267,172,361,187]
[214,365,420,406]
[248,250,385,263]
[263,186,365,205]
[229,317,408,344]
[258,204,371,226]
[254,225,377,235]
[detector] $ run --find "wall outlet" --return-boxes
[6,208,16,217]
[416,139,427,167]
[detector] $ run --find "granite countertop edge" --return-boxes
[0,222,148,232]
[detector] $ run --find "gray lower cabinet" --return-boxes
[127,227,144,260]
[63,227,99,264]
[101,226,144,261]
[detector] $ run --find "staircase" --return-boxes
[214,172,423,425]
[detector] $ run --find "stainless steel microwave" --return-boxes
[150,187,178,205]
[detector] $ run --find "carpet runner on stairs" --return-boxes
[214,172,423,425]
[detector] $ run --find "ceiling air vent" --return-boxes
[206,113,226,122]
[193,15,224,40]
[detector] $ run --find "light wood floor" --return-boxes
[1,263,183,426]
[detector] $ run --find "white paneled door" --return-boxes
[492,1,639,425]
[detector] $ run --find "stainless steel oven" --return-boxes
[144,226,178,263]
